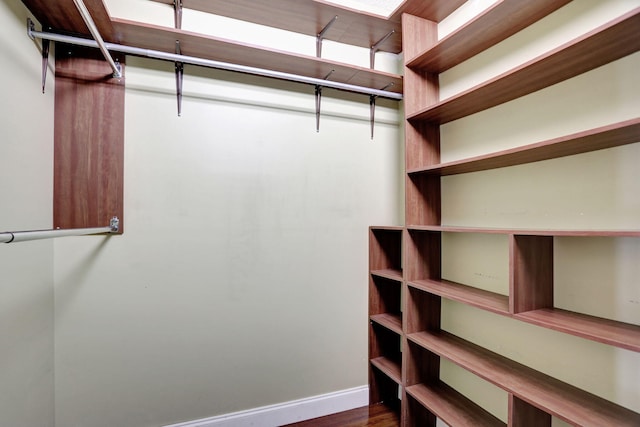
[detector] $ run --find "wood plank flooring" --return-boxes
[283,403,400,427]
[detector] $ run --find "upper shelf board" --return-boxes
[407,119,640,176]
[406,0,572,72]
[110,18,404,95]
[407,225,640,237]
[148,0,467,53]
[408,8,640,123]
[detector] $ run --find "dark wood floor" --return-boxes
[283,403,400,427]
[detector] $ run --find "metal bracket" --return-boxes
[41,38,50,93]
[370,82,394,139]
[315,70,334,132]
[27,17,35,39]
[113,58,122,79]
[109,216,120,233]
[316,15,338,58]
[175,40,184,116]
[174,0,183,29]
[28,18,50,93]
[370,30,395,69]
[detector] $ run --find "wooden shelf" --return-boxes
[407,118,640,176]
[370,356,402,385]
[406,382,505,427]
[406,0,570,72]
[370,313,402,335]
[407,225,640,237]
[516,308,640,353]
[408,330,640,426]
[409,279,509,316]
[371,268,403,282]
[110,18,403,96]
[369,226,404,231]
[149,0,466,53]
[408,8,640,123]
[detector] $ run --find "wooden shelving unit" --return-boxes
[369,226,403,412]
[371,2,640,425]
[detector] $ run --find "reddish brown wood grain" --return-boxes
[409,330,640,426]
[21,0,114,38]
[404,230,441,283]
[509,394,551,427]
[407,0,571,72]
[408,119,640,176]
[111,18,403,95]
[407,382,505,427]
[510,235,553,314]
[409,8,640,123]
[409,279,509,316]
[148,0,465,53]
[54,44,124,233]
[515,308,640,352]
[405,175,440,226]
[283,402,400,427]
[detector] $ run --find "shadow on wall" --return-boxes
[54,236,113,318]
[123,56,398,123]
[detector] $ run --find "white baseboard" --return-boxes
[163,385,369,427]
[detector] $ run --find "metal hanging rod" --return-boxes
[1,217,119,244]
[27,26,402,101]
[72,0,122,78]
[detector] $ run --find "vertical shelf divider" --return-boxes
[509,394,551,426]
[510,235,554,314]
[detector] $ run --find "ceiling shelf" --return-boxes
[148,0,466,53]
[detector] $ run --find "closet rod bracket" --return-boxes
[316,15,338,58]
[110,216,120,233]
[370,30,395,69]
[174,0,183,30]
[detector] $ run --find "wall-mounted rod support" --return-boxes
[175,40,184,116]
[315,70,335,132]
[370,30,395,69]
[174,0,183,29]
[41,38,50,93]
[1,217,119,244]
[28,28,403,100]
[316,15,338,58]
[370,82,394,139]
[72,0,122,78]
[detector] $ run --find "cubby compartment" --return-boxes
[404,339,505,427]
[406,228,510,315]
[512,234,640,352]
[369,226,403,280]
[369,275,402,334]
[369,323,402,405]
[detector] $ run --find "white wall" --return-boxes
[0,0,55,426]
[436,0,640,425]
[52,4,403,425]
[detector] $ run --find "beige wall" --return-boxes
[52,3,403,425]
[0,0,55,426]
[437,0,640,425]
